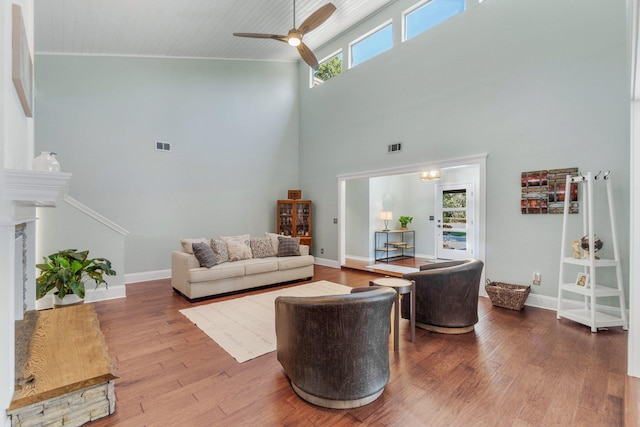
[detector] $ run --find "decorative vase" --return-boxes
[581,234,603,259]
[53,293,84,308]
[33,151,61,172]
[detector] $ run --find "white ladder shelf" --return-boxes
[556,171,628,332]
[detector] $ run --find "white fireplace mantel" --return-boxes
[3,169,72,207]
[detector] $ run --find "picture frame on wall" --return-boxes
[575,272,589,288]
[521,168,579,214]
[12,4,33,118]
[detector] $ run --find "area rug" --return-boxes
[179,281,351,363]
[365,264,419,275]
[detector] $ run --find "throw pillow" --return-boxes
[265,232,289,255]
[180,238,209,254]
[221,234,253,262]
[277,236,301,257]
[250,236,276,258]
[210,239,229,264]
[192,242,218,268]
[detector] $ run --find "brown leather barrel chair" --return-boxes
[401,259,484,334]
[275,286,395,409]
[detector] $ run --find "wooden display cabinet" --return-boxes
[277,199,312,247]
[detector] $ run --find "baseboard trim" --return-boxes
[124,269,171,284]
[523,293,625,318]
[313,258,341,268]
[345,255,371,263]
[35,285,127,310]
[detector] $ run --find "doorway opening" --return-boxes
[337,154,486,282]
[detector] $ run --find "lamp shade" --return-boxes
[380,211,393,220]
[419,170,441,181]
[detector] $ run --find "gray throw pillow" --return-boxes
[277,236,300,257]
[192,242,218,268]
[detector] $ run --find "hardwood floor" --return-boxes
[87,265,627,426]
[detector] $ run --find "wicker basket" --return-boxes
[485,281,531,311]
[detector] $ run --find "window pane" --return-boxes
[312,52,342,87]
[351,24,393,67]
[405,0,465,41]
[442,189,466,208]
[443,231,467,250]
[443,211,467,229]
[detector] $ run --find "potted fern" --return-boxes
[398,216,413,230]
[36,249,116,307]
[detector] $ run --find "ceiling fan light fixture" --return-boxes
[287,30,301,47]
[232,2,336,68]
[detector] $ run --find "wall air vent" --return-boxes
[155,141,171,152]
[387,142,402,153]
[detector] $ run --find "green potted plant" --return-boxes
[36,249,116,307]
[398,216,413,230]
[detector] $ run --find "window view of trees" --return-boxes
[312,53,342,87]
[443,190,467,226]
[443,190,466,208]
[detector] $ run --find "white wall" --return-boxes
[35,55,300,274]
[344,177,369,259]
[628,0,640,381]
[1,0,34,423]
[299,0,629,301]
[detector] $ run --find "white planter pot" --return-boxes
[53,293,84,308]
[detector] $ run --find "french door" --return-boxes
[435,183,475,260]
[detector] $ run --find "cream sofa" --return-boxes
[172,235,314,301]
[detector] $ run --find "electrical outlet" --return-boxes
[320,248,324,254]
[532,272,541,285]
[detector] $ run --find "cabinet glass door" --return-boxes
[279,202,293,236]
[296,202,311,237]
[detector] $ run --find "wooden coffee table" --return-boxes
[369,277,415,351]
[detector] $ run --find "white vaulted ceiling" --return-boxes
[35,0,396,63]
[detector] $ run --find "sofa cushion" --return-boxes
[278,255,313,270]
[244,259,278,275]
[250,236,276,258]
[221,234,253,261]
[211,238,229,264]
[192,242,218,268]
[180,238,209,254]
[277,236,300,257]
[189,262,245,283]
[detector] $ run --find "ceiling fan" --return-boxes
[233,1,337,69]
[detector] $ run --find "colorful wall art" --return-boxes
[521,168,579,214]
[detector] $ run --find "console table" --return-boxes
[375,230,415,262]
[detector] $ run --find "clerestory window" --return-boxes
[350,21,393,68]
[403,0,465,41]
[312,51,343,87]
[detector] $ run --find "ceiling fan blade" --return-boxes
[297,42,319,69]
[298,3,336,36]
[233,33,288,43]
